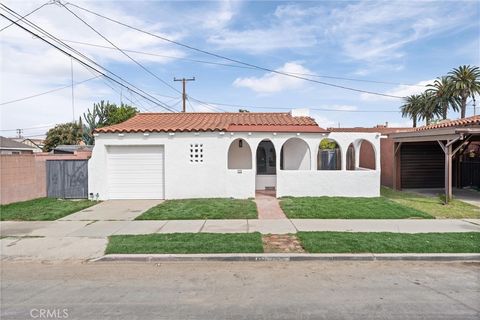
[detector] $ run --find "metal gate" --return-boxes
[47,160,88,198]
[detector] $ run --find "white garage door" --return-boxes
[107,145,164,199]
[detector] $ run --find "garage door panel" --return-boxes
[107,145,164,199]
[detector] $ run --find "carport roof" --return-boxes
[388,115,480,142]
[95,112,328,133]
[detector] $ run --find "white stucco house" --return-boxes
[88,110,380,200]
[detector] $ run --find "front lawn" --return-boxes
[381,187,480,219]
[0,198,97,221]
[280,196,433,219]
[136,198,257,220]
[298,232,480,253]
[106,233,264,254]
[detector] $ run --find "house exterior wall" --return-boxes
[89,131,381,200]
[282,138,311,170]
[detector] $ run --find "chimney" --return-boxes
[290,108,310,117]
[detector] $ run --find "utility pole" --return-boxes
[174,77,195,112]
[16,129,23,138]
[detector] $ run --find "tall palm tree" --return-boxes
[400,94,422,127]
[417,91,441,125]
[427,76,460,120]
[448,65,480,118]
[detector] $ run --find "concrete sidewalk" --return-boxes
[2,219,479,238]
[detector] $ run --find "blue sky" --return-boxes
[1,0,479,137]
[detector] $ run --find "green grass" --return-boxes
[0,198,97,221]
[280,196,433,219]
[381,187,480,219]
[136,198,258,220]
[106,233,264,254]
[298,232,480,253]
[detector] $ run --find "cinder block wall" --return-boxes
[0,155,46,204]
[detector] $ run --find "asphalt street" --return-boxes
[1,261,479,320]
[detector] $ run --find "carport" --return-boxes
[390,116,480,203]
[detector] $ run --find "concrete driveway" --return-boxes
[59,199,163,221]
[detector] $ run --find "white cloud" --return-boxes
[233,62,313,93]
[311,114,336,129]
[360,79,434,101]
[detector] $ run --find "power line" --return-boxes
[61,38,427,88]
[0,3,175,111]
[65,2,406,99]
[0,75,100,106]
[0,124,54,132]
[0,1,49,32]
[0,5,177,112]
[59,2,182,96]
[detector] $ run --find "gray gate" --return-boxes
[47,160,88,199]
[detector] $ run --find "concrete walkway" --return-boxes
[2,219,479,262]
[59,199,163,221]
[2,219,479,238]
[254,191,288,219]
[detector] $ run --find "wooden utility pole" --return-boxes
[174,77,195,112]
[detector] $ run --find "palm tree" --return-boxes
[448,65,480,118]
[427,76,460,120]
[400,94,422,127]
[417,91,441,125]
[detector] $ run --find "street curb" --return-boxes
[91,253,480,262]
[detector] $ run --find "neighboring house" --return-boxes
[89,111,381,200]
[0,136,36,154]
[389,116,480,200]
[329,125,412,188]
[53,145,93,155]
[12,138,44,153]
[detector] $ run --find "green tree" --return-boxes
[448,65,480,119]
[417,91,441,125]
[319,138,338,150]
[400,94,422,127]
[82,101,138,145]
[43,122,82,152]
[427,76,460,120]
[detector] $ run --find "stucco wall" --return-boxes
[282,138,311,170]
[0,155,45,204]
[89,131,381,200]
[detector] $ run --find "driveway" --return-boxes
[406,188,480,207]
[59,199,163,221]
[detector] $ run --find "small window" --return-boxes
[189,143,204,163]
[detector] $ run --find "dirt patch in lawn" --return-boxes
[262,234,305,253]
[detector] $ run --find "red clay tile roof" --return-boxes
[328,126,412,134]
[413,115,480,131]
[95,112,328,133]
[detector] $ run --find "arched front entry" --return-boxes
[256,140,276,191]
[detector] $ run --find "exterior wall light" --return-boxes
[169,132,175,136]
[143,133,150,136]
[239,139,243,148]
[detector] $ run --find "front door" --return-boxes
[256,140,276,190]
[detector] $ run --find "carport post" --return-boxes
[445,144,453,203]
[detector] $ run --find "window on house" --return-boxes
[189,143,204,163]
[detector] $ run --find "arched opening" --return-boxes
[317,138,341,170]
[280,138,311,170]
[358,139,376,170]
[256,140,276,191]
[227,138,252,169]
[346,143,355,170]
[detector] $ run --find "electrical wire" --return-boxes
[0,0,50,32]
[0,6,177,112]
[61,38,427,88]
[0,75,101,106]
[65,2,406,99]
[59,2,182,96]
